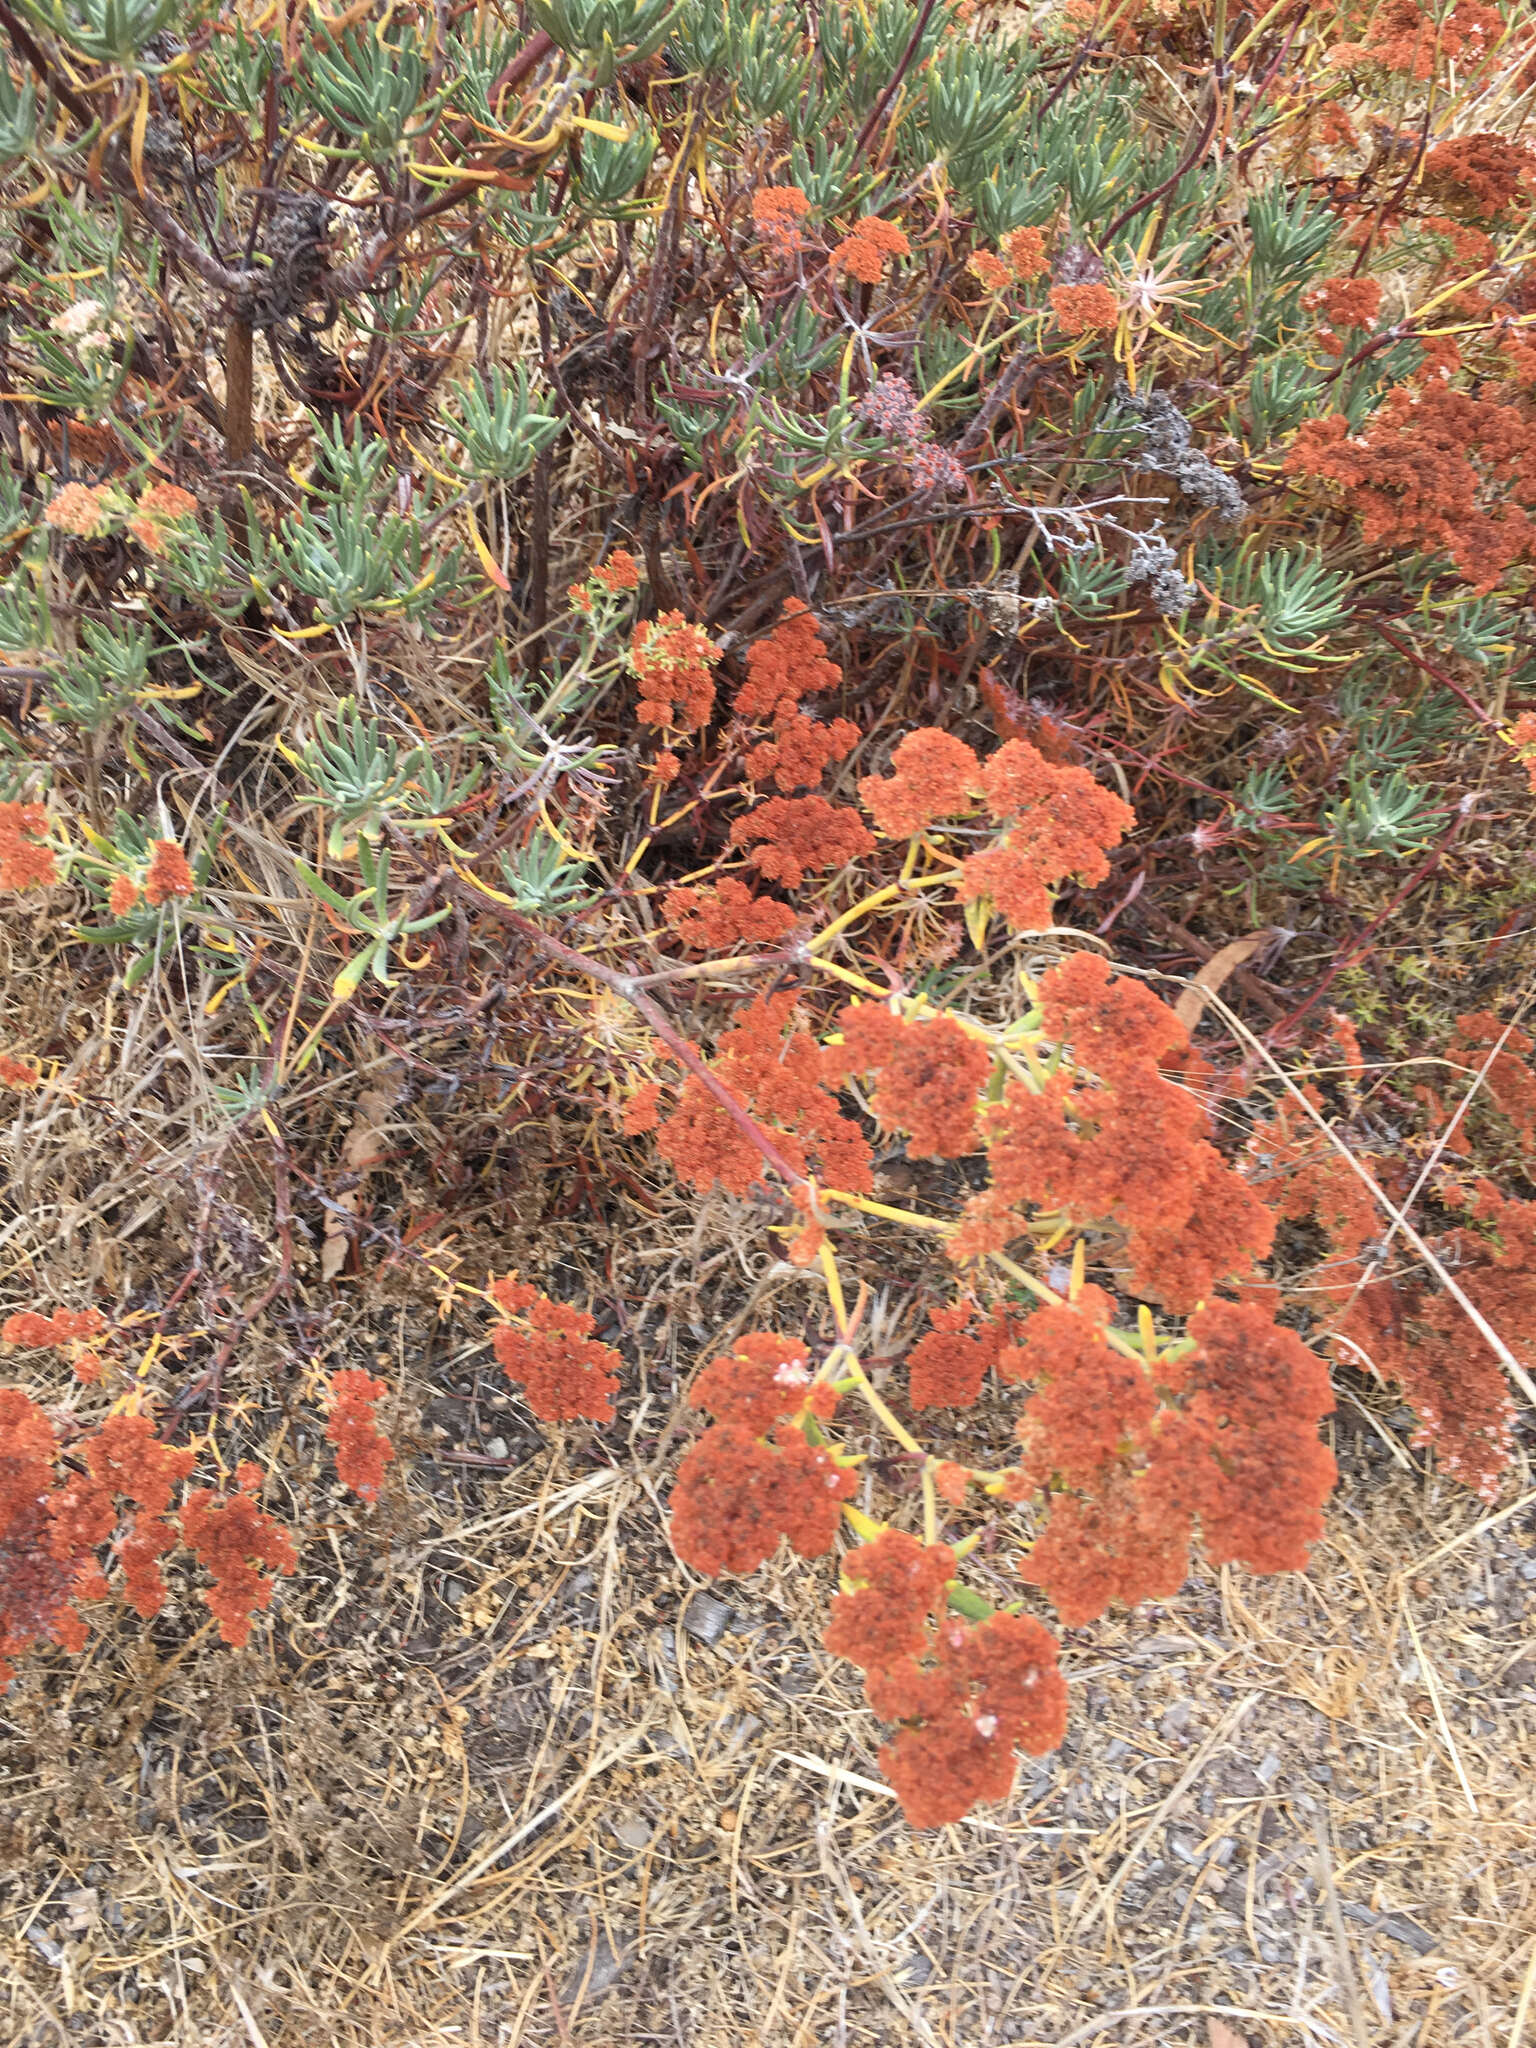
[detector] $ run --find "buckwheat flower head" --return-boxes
[909,442,968,494]
[855,375,923,443]
[45,483,110,539]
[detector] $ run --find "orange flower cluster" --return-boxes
[955,954,1274,1305]
[1049,283,1120,335]
[670,1424,855,1575]
[830,215,909,283]
[1021,1475,1194,1628]
[969,225,1049,296]
[592,548,641,592]
[660,877,797,954]
[44,482,110,538]
[969,249,1012,292]
[859,727,980,838]
[1330,0,1502,79]
[1004,226,1049,280]
[126,480,199,555]
[751,185,812,258]
[1242,1038,1526,1499]
[70,1415,195,1619]
[1147,1303,1336,1571]
[0,802,58,892]
[0,1054,38,1090]
[689,1331,837,1434]
[1015,1300,1335,1625]
[1507,711,1536,792]
[1038,946,1186,1075]
[1248,1089,1377,1264]
[1011,1291,1151,1489]
[570,549,642,611]
[1,1391,94,1685]
[1302,275,1383,351]
[1286,380,1536,592]
[906,1302,1021,1411]
[860,730,1132,930]
[653,993,875,1197]
[823,1531,1067,1828]
[144,840,196,905]
[179,1484,297,1647]
[3,1306,105,1348]
[0,1399,297,1680]
[628,612,721,731]
[1329,1177,1527,1500]
[733,603,858,793]
[729,793,875,887]
[325,1368,394,1501]
[670,1331,852,1575]
[488,1275,621,1424]
[1452,1010,1536,1147]
[1422,133,1536,218]
[962,741,1135,931]
[828,1004,991,1160]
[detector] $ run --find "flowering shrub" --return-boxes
[1,0,1533,1846]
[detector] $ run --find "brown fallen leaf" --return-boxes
[321,1069,402,1282]
[1173,931,1273,1034]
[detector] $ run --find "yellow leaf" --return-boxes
[332,956,368,1002]
[465,511,510,591]
[129,75,150,199]
[568,115,633,141]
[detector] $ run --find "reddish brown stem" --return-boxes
[224,315,255,463]
[851,0,942,162]
[1367,619,1501,732]
[440,872,812,1194]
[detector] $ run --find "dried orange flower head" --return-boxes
[1004,225,1049,280]
[830,215,910,283]
[490,1282,621,1424]
[44,482,111,538]
[958,739,1134,932]
[0,803,58,893]
[970,250,1010,291]
[592,548,641,592]
[669,1422,854,1576]
[752,185,812,256]
[859,728,982,839]
[1049,283,1120,335]
[143,840,196,906]
[325,1368,394,1502]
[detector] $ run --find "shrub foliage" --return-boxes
[2,0,1534,1825]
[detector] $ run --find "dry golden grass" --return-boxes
[2,1246,1532,2047]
